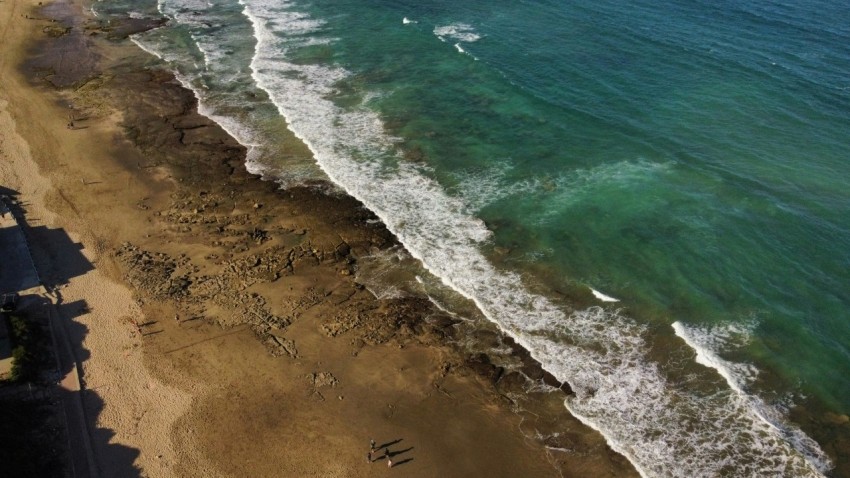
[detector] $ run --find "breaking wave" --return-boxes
[237,0,830,476]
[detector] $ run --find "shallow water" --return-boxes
[94,0,850,475]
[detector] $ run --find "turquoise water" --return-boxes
[94,0,849,475]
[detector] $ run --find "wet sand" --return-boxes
[0,0,638,476]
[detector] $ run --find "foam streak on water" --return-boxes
[236,0,829,475]
[129,0,328,184]
[673,321,829,471]
[591,288,620,303]
[133,0,265,166]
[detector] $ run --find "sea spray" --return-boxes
[673,321,831,471]
[238,0,830,475]
[128,0,325,184]
[104,0,842,474]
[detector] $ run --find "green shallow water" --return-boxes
[95,0,850,473]
[312,0,850,412]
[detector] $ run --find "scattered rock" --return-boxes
[307,371,338,388]
[502,335,573,394]
[495,371,527,396]
[465,353,504,384]
[262,335,298,358]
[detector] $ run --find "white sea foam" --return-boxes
[237,1,831,475]
[133,1,264,167]
[673,321,831,470]
[158,0,212,26]
[447,164,531,212]
[126,0,834,475]
[136,0,332,187]
[130,35,166,61]
[173,73,264,167]
[672,320,759,394]
[434,23,481,43]
[450,159,670,215]
[590,288,619,302]
[449,42,478,60]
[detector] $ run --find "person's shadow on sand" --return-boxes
[377,438,403,450]
[378,439,415,468]
[388,447,414,458]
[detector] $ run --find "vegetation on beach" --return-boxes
[0,313,65,477]
[5,313,48,383]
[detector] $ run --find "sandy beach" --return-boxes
[0,0,639,476]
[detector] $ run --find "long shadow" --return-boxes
[0,226,39,292]
[377,438,403,450]
[0,189,40,294]
[0,185,20,198]
[379,439,415,469]
[26,223,94,291]
[1,187,143,477]
[81,390,141,478]
[60,299,143,477]
[389,446,414,458]
[55,299,92,380]
[57,296,143,478]
[0,189,94,294]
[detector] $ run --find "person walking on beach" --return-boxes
[366,438,376,464]
[387,457,393,468]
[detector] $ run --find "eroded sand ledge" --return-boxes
[0,0,638,476]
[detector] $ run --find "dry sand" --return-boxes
[1,3,193,476]
[0,0,637,476]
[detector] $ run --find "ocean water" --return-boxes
[92,0,850,475]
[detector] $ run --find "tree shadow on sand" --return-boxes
[1,187,143,477]
[2,294,143,478]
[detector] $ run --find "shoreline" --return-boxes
[1,0,639,476]
[142,1,844,476]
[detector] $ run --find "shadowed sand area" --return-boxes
[0,0,641,476]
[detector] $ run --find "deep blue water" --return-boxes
[94,0,850,475]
